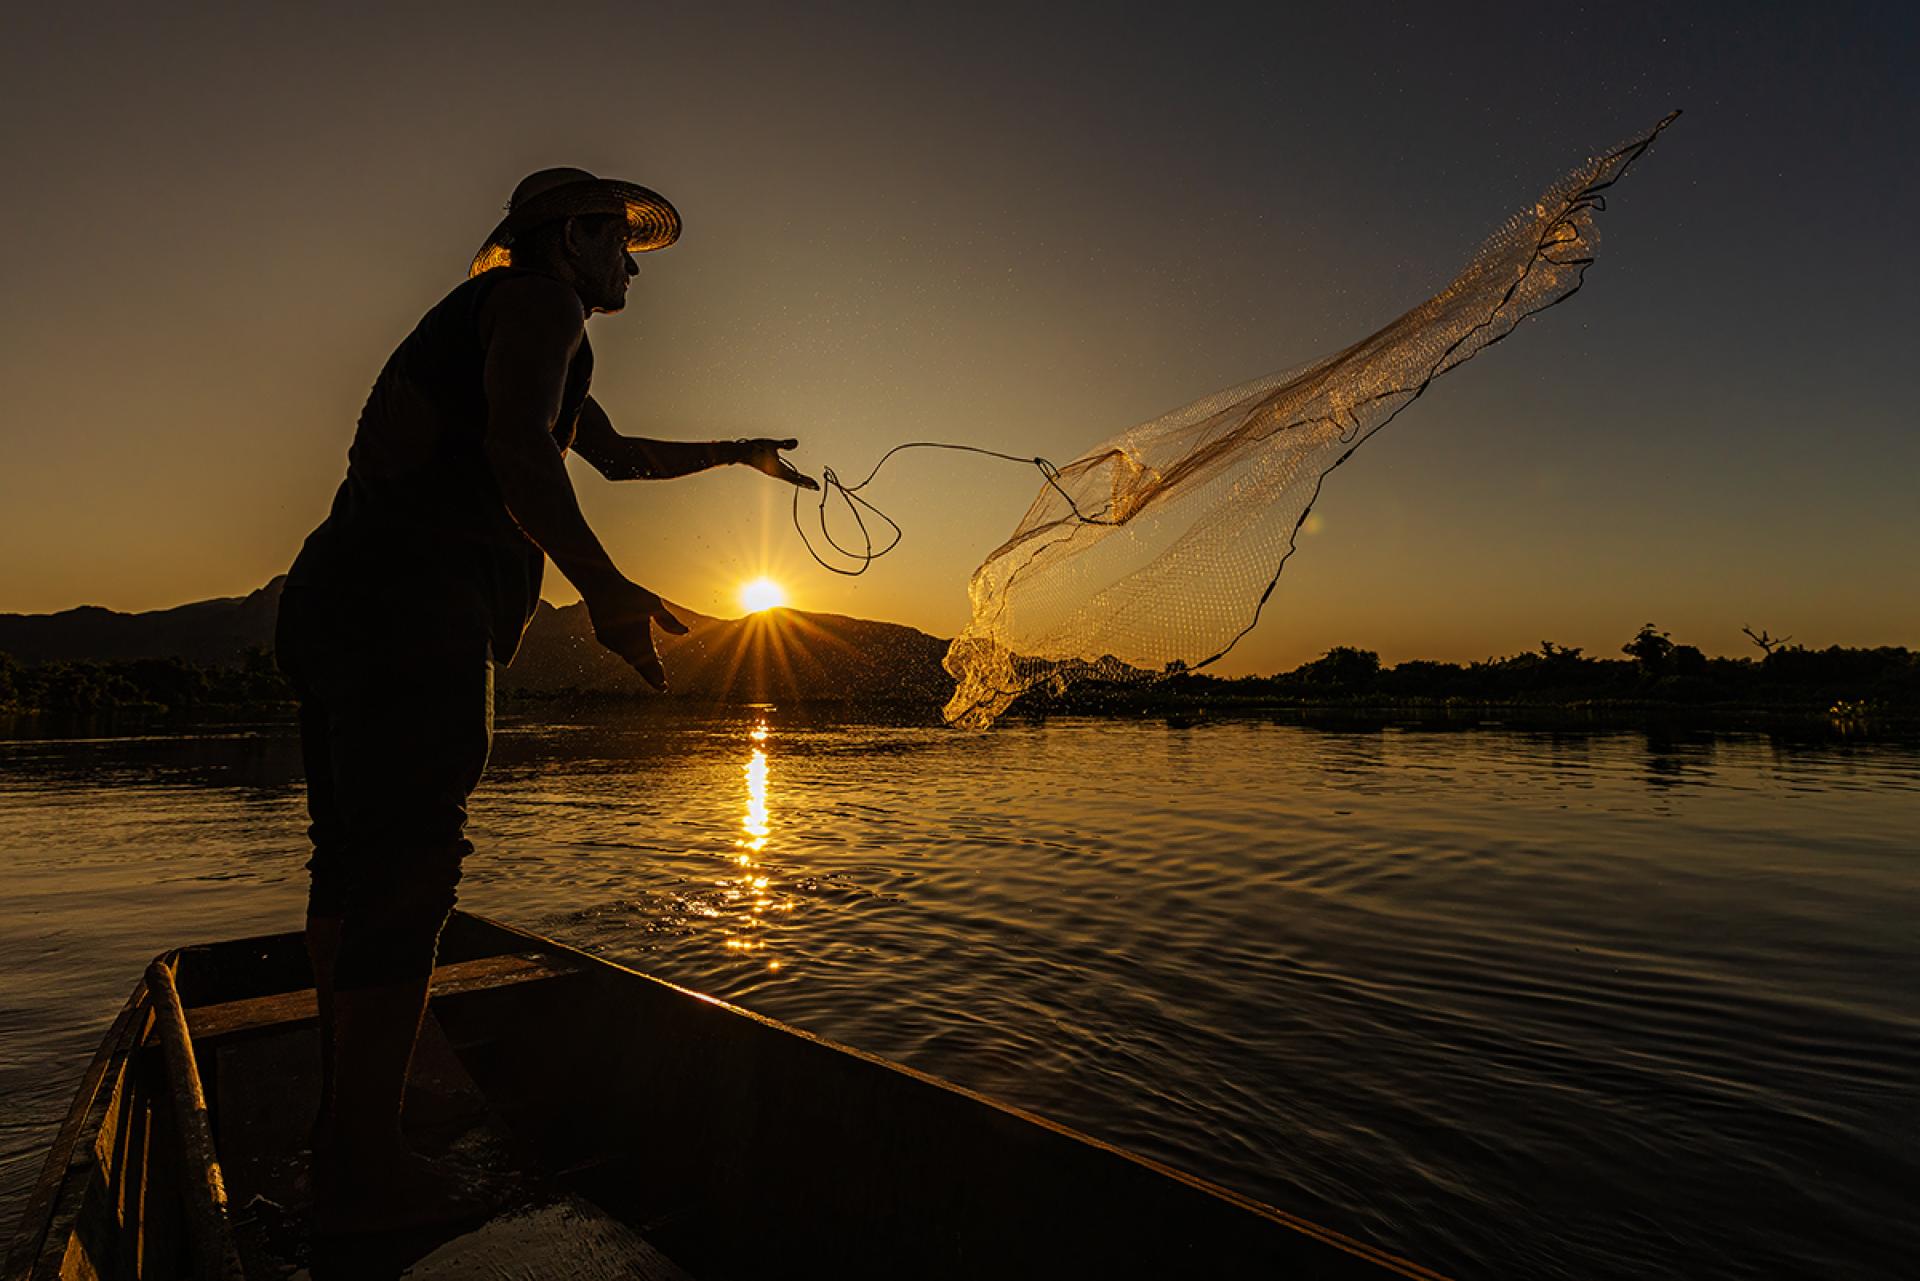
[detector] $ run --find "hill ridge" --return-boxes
[0,581,952,704]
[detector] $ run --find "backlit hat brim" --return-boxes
[469,179,680,278]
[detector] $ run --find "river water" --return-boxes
[2,709,1916,1278]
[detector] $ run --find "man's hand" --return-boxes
[738,439,819,490]
[586,578,690,691]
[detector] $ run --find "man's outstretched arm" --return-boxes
[480,276,687,688]
[573,397,818,489]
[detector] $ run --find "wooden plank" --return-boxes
[184,953,580,1042]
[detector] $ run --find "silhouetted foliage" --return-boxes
[1742,625,1792,655]
[0,650,292,716]
[1300,646,1380,690]
[1671,644,1708,677]
[1622,623,1675,675]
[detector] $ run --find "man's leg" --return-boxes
[306,913,342,1146]
[328,975,433,1169]
[327,862,456,1155]
[315,636,492,1230]
[281,590,351,1153]
[316,855,473,1229]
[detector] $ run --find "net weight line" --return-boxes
[792,442,1114,576]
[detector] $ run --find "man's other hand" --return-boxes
[740,439,819,490]
[586,578,690,691]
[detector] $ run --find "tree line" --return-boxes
[1048,624,1920,715]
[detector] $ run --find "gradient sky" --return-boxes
[3,1,1914,673]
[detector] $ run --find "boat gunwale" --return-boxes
[3,967,155,1281]
[144,956,246,1281]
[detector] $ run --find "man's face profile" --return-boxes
[572,217,639,315]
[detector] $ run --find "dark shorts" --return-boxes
[275,583,494,988]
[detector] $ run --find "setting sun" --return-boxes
[739,577,787,614]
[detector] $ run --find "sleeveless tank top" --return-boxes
[288,267,593,661]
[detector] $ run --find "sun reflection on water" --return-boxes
[741,747,770,855]
[724,717,789,969]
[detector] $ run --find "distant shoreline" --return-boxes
[3,691,1915,743]
[3,622,1914,734]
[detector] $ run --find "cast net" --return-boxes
[940,114,1676,728]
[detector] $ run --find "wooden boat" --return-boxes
[5,911,1449,1280]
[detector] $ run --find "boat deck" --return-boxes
[200,952,692,1279]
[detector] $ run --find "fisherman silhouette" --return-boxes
[275,167,815,1234]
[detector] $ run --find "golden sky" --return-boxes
[2,3,1915,673]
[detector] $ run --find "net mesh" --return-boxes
[942,115,1676,728]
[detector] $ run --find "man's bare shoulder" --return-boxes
[478,272,586,349]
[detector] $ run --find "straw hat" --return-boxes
[469,167,681,277]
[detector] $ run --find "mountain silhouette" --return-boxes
[0,579,953,703]
[0,581,284,667]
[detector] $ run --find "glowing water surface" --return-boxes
[1,710,1916,1279]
